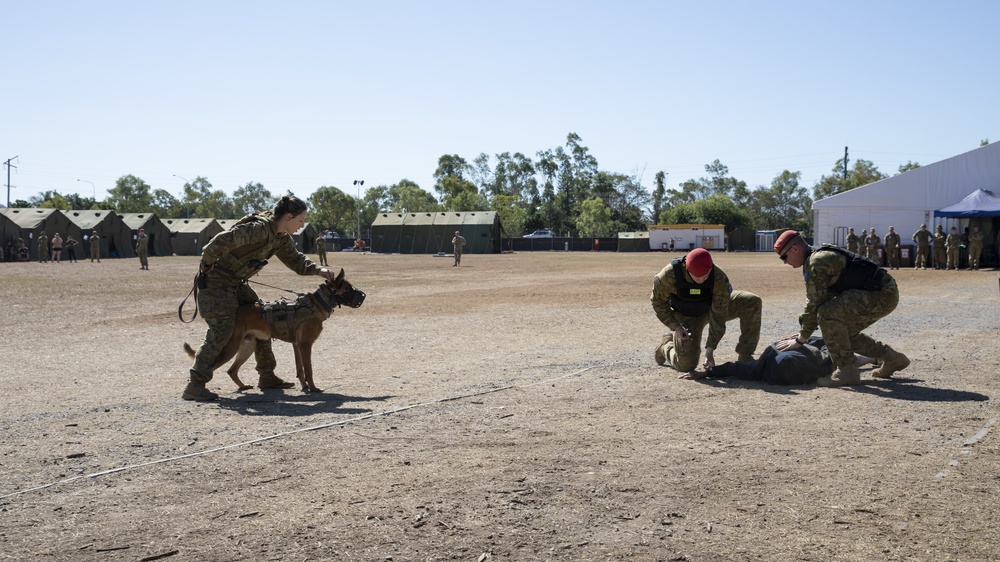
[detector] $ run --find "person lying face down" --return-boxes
[679,336,875,385]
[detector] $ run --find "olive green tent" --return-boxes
[459,211,503,254]
[1,211,20,260]
[65,209,136,259]
[617,231,650,252]
[0,208,84,261]
[118,213,174,257]
[163,218,223,256]
[292,222,318,253]
[370,213,406,253]
[371,211,504,254]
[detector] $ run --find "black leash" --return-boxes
[248,279,307,297]
[177,272,201,324]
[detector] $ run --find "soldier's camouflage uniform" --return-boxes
[190,212,323,384]
[651,261,761,372]
[968,228,984,269]
[90,232,101,262]
[798,246,900,372]
[136,232,149,269]
[316,238,328,266]
[846,231,860,253]
[37,232,48,263]
[932,228,946,269]
[865,231,881,265]
[883,230,901,269]
[945,231,961,270]
[911,227,932,269]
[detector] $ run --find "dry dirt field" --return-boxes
[1,251,998,562]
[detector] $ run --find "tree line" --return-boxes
[14,132,962,237]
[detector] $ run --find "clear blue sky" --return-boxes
[3,0,998,205]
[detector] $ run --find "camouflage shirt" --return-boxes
[883,232,900,249]
[799,247,849,341]
[969,230,985,246]
[201,212,320,281]
[912,229,932,247]
[932,232,946,248]
[946,233,961,248]
[136,233,149,254]
[650,262,733,350]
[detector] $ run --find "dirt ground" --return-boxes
[1,250,998,562]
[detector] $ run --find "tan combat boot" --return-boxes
[258,372,295,389]
[871,348,910,379]
[653,334,672,366]
[182,380,219,401]
[817,363,862,387]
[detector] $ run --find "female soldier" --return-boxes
[184,195,338,401]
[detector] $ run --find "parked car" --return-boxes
[523,229,554,238]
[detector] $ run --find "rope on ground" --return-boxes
[0,366,594,500]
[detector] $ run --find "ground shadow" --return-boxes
[215,391,395,417]
[694,376,990,402]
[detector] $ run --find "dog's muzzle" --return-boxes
[338,288,366,308]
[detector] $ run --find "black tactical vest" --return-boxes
[668,257,715,316]
[816,245,886,293]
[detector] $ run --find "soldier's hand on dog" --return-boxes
[318,267,337,282]
[703,347,716,370]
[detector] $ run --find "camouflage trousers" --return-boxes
[915,245,929,268]
[969,242,983,269]
[933,246,946,269]
[137,251,148,268]
[317,249,327,266]
[946,247,959,269]
[190,279,275,383]
[816,279,899,370]
[454,249,462,266]
[659,290,762,372]
[885,246,900,268]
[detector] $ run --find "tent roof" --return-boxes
[293,222,317,235]
[164,218,220,233]
[65,209,122,230]
[215,219,239,231]
[933,189,1000,217]
[0,208,63,229]
[118,212,162,229]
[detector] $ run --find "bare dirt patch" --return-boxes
[1,251,998,561]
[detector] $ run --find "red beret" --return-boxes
[685,248,713,277]
[774,230,800,254]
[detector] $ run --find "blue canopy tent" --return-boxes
[933,189,1000,267]
[933,189,1000,217]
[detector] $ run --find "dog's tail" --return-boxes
[183,342,197,358]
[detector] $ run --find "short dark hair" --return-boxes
[273,195,308,218]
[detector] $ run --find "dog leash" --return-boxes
[177,271,201,324]
[249,279,307,297]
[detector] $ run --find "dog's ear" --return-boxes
[336,268,345,283]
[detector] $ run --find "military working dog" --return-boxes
[184,268,365,393]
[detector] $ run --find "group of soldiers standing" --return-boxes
[845,223,986,270]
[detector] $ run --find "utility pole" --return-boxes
[843,146,849,183]
[4,155,17,207]
[353,179,364,240]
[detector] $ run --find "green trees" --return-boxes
[19,135,920,240]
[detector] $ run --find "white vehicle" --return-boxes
[524,229,554,238]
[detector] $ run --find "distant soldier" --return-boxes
[316,235,328,266]
[859,229,869,258]
[65,236,79,263]
[37,231,49,263]
[14,237,26,261]
[89,230,101,263]
[136,228,149,270]
[911,224,932,269]
[865,228,881,265]
[967,225,984,270]
[883,226,900,270]
[452,230,467,266]
[845,227,860,253]
[51,233,63,263]
[932,225,946,269]
[945,226,961,270]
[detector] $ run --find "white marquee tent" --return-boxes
[812,142,1000,247]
